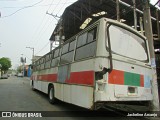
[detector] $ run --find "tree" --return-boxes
[0,57,12,74]
[17,66,22,73]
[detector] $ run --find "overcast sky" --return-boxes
[0,0,158,69]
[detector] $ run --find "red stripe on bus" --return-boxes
[31,71,94,86]
[66,71,94,86]
[140,75,144,87]
[108,70,124,85]
[31,74,57,82]
[40,74,57,82]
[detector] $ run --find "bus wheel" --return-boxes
[31,81,35,91]
[48,86,56,104]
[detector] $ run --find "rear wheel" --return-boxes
[48,86,56,104]
[31,81,35,91]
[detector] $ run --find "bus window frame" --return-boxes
[37,58,41,71]
[51,47,60,67]
[33,22,99,71]
[54,48,60,58]
[40,57,45,70]
[74,26,98,61]
[62,43,69,55]
[106,22,149,63]
[44,52,52,69]
[69,40,76,52]
[60,38,76,65]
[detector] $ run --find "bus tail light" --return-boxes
[96,80,107,91]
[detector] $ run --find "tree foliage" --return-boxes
[0,57,12,73]
[17,66,22,73]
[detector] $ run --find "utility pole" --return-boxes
[0,64,2,78]
[50,41,53,51]
[156,9,160,40]
[132,0,137,30]
[26,47,34,63]
[46,12,64,50]
[58,17,63,48]
[116,0,120,22]
[21,54,25,77]
[139,17,144,35]
[143,0,160,111]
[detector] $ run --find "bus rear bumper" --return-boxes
[94,84,153,102]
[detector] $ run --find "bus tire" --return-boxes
[31,81,35,91]
[48,85,56,104]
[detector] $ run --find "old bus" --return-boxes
[31,18,153,110]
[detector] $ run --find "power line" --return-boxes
[46,0,55,12]
[26,0,74,56]
[1,0,44,18]
[34,0,67,53]
[154,0,160,6]
[28,0,55,46]
[0,0,19,2]
[34,0,73,55]
[56,0,68,15]
[29,0,74,49]
[27,0,60,57]
[35,41,50,55]
[0,2,74,9]
[22,54,31,61]
[51,0,62,14]
[31,0,56,44]
[35,18,55,45]
[32,0,62,46]
[31,16,53,46]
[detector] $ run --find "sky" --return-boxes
[0,0,77,69]
[0,0,159,69]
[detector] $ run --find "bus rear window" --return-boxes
[107,24,148,62]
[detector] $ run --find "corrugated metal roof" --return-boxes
[50,0,160,48]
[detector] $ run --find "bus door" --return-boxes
[57,64,71,101]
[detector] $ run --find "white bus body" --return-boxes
[31,18,153,110]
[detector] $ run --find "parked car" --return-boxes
[17,73,23,77]
[7,74,11,77]
[1,74,8,79]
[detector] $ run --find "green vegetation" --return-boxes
[17,66,22,73]
[0,57,12,74]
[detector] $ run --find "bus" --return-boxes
[31,18,153,110]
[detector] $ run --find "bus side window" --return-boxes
[87,27,97,43]
[36,60,39,70]
[39,57,45,70]
[45,61,51,69]
[35,60,38,71]
[52,51,54,59]
[60,40,75,64]
[54,49,59,58]
[51,48,60,67]
[77,32,87,47]
[41,64,44,70]
[38,59,41,70]
[44,55,47,69]
[45,52,52,69]
[38,65,40,70]
[75,27,97,61]
[69,40,76,51]
[62,43,69,54]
